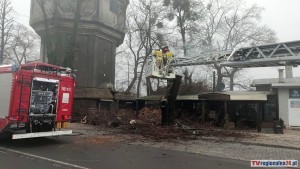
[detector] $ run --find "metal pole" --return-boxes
[201,100,206,123]
[213,71,216,92]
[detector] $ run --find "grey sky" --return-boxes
[251,0,300,42]
[11,0,300,78]
[248,0,300,78]
[12,0,31,26]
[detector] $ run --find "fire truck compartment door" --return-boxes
[0,73,12,118]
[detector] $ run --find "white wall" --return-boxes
[289,99,300,126]
[278,88,289,125]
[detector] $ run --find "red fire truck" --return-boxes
[0,62,75,139]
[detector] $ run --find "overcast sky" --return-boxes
[11,0,300,79]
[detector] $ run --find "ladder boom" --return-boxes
[169,40,300,68]
[146,40,300,80]
[222,40,300,68]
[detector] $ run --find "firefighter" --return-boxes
[153,49,163,69]
[162,46,174,65]
[50,85,58,114]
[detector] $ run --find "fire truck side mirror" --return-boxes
[71,74,77,79]
[71,69,77,79]
[12,64,18,72]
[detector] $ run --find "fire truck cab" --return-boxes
[0,62,75,139]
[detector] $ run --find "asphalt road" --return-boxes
[0,136,254,169]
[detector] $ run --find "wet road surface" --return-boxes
[0,135,254,169]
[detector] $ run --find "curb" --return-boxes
[198,137,300,151]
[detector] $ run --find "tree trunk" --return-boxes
[161,75,182,125]
[229,74,234,91]
[126,62,138,93]
[146,77,153,96]
[215,65,223,91]
[188,73,193,86]
[229,68,239,91]
[137,57,148,97]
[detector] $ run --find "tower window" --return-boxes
[110,0,119,13]
[103,49,107,64]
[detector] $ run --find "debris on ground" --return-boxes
[74,135,125,145]
[75,108,257,141]
[109,117,122,127]
[76,108,136,127]
[138,108,161,125]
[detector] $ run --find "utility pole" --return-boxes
[213,71,216,92]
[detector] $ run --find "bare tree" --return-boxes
[116,0,278,95]
[115,50,133,91]
[163,0,204,85]
[0,0,14,64]
[6,24,39,65]
[122,0,164,97]
[199,0,277,91]
[164,0,203,55]
[125,18,144,94]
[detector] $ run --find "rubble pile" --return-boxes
[133,108,254,140]
[78,107,256,140]
[78,108,136,126]
[116,109,137,124]
[138,107,161,125]
[136,125,192,140]
[126,108,193,139]
[85,109,114,126]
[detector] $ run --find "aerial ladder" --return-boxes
[145,40,300,125]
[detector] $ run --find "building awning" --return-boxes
[100,99,114,102]
[137,95,163,101]
[75,87,113,100]
[137,95,199,101]
[115,92,137,101]
[176,95,199,101]
[272,83,300,88]
[252,77,300,87]
[198,91,272,101]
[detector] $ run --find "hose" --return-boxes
[81,116,87,124]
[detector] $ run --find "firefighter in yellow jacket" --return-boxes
[153,49,163,68]
[162,46,173,65]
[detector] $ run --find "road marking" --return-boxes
[0,147,89,169]
[0,150,7,154]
